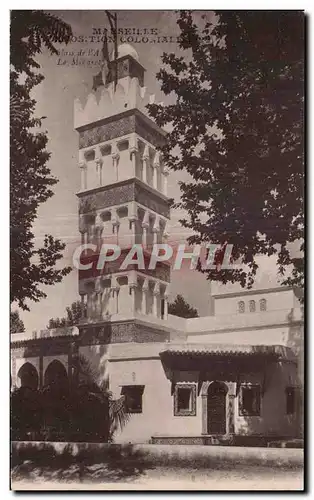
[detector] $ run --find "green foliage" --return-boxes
[75,354,130,441]
[10,10,72,75]
[168,294,199,318]
[10,310,25,333]
[11,355,129,443]
[10,11,73,310]
[47,300,87,329]
[148,11,304,298]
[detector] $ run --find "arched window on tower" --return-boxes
[249,300,256,313]
[260,298,267,311]
[238,301,245,313]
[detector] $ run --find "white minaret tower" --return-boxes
[74,44,171,342]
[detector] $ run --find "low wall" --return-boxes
[12,441,303,470]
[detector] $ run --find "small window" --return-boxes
[101,145,112,156]
[238,301,245,313]
[101,211,111,222]
[174,383,196,416]
[260,298,267,311]
[117,276,128,286]
[118,140,129,152]
[178,388,191,410]
[85,213,95,225]
[117,206,128,218]
[249,300,256,313]
[102,279,111,289]
[84,150,95,162]
[121,385,144,413]
[239,385,261,416]
[286,387,297,415]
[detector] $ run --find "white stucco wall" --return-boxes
[233,364,298,437]
[108,352,299,443]
[109,357,202,443]
[187,327,290,346]
[213,289,295,316]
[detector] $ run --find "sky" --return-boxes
[17,10,281,332]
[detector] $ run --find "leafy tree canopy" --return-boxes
[47,300,86,329]
[10,11,73,310]
[10,310,25,333]
[148,11,304,298]
[168,294,199,318]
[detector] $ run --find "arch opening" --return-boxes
[44,360,68,392]
[17,362,39,390]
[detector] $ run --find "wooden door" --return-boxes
[207,382,227,434]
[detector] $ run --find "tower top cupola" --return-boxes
[112,43,140,62]
[107,43,145,87]
[74,43,160,130]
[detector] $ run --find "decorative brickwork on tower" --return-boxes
[74,44,171,334]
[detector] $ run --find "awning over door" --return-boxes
[159,343,297,394]
[159,343,296,375]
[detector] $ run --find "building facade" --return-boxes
[11,44,304,445]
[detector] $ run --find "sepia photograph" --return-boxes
[10,9,304,491]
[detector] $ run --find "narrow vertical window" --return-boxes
[239,385,261,416]
[238,301,245,313]
[174,384,196,416]
[249,300,256,312]
[260,298,267,311]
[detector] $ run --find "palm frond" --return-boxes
[109,396,130,434]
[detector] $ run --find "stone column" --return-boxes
[39,353,43,389]
[79,161,87,191]
[111,277,120,315]
[228,395,236,435]
[142,211,149,248]
[112,142,120,181]
[95,145,103,187]
[226,382,236,435]
[153,216,160,244]
[152,165,157,190]
[129,271,137,315]
[111,208,120,243]
[95,213,104,248]
[141,279,149,315]
[152,282,160,317]
[153,152,160,190]
[201,381,211,435]
[129,135,138,177]
[163,221,170,243]
[142,145,149,184]
[128,202,137,246]
[163,285,170,320]
[201,394,208,435]
[163,168,169,197]
[69,341,79,391]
